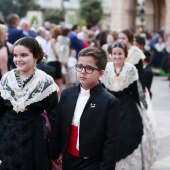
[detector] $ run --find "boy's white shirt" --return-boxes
[72,87,90,150]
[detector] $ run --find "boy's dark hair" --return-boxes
[78,47,107,70]
[135,36,145,46]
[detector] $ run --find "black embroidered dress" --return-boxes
[101,62,157,170]
[0,69,59,170]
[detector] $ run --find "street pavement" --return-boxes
[150,76,170,170]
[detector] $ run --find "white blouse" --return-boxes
[72,87,90,150]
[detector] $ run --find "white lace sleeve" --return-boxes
[127,46,145,65]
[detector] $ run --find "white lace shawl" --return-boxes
[100,62,138,92]
[126,46,146,65]
[0,69,59,113]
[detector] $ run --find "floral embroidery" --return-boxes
[0,69,59,113]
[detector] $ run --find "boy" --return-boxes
[50,47,120,170]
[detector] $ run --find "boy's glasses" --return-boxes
[75,64,101,74]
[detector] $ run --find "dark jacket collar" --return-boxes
[73,82,104,96]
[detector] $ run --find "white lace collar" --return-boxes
[126,46,145,65]
[0,69,59,113]
[100,62,138,92]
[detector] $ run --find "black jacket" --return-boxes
[144,64,153,91]
[50,83,120,170]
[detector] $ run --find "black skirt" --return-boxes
[109,88,143,161]
[0,110,52,170]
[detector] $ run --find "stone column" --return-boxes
[144,0,155,32]
[165,0,170,34]
[110,0,136,31]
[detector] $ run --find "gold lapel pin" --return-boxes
[90,103,96,108]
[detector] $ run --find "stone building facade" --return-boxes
[35,0,170,34]
[110,0,170,33]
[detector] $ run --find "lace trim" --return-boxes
[116,105,158,170]
[0,69,59,113]
[14,69,34,89]
[101,62,138,92]
[126,46,145,65]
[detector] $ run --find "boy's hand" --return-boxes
[54,154,62,165]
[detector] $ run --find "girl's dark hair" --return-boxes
[14,37,44,64]
[78,47,107,70]
[111,42,128,58]
[107,44,113,55]
[135,36,145,46]
[61,27,70,36]
[121,29,134,44]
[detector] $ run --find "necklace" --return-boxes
[114,63,124,80]
[14,69,34,89]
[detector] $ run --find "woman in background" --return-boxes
[0,24,9,79]
[101,42,157,170]
[56,27,70,87]
[46,25,63,96]
[118,29,148,109]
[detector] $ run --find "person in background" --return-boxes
[119,29,158,136]
[143,51,153,99]
[0,24,9,79]
[135,36,154,98]
[144,32,152,51]
[87,30,96,47]
[43,21,52,31]
[77,26,90,48]
[56,27,70,88]
[7,13,25,68]
[46,25,63,97]
[152,36,166,74]
[67,49,77,86]
[69,24,83,59]
[102,33,115,62]
[56,27,70,75]
[0,37,59,169]
[35,26,48,54]
[135,35,146,51]
[20,19,36,37]
[95,25,109,47]
[101,42,157,170]
[50,47,120,170]
[7,13,25,44]
[118,29,147,109]
[102,33,115,53]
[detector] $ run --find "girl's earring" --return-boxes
[34,62,37,70]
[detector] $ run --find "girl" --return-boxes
[0,37,59,169]
[101,42,157,170]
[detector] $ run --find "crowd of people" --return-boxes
[0,12,170,170]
